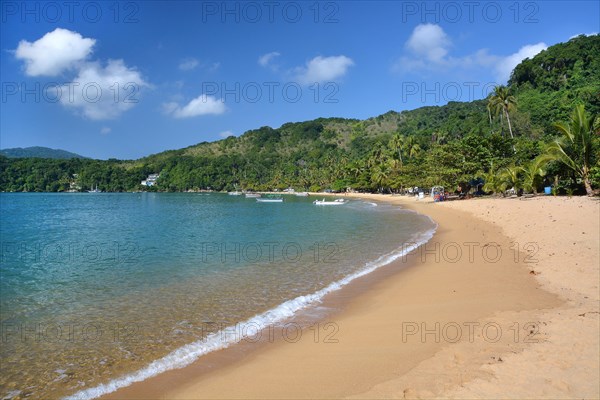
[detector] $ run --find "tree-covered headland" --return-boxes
[1,35,599,195]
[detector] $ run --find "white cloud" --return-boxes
[219,130,235,138]
[15,28,95,76]
[396,24,547,83]
[569,32,598,39]
[14,29,148,120]
[163,94,226,118]
[494,43,547,82]
[469,49,499,67]
[178,58,220,72]
[100,127,111,135]
[179,58,199,71]
[162,102,179,114]
[295,55,354,84]
[405,23,451,63]
[59,59,148,120]
[258,52,280,67]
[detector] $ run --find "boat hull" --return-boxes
[313,199,347,205]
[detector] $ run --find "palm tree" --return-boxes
[366,143,389,171]
[489,86,517,139]
[350,160,365,178]
[337,154,349,179]
[371,165,389,193]
[388,133,405,165]
[500,165,522,194]
[543,104,597,195]
[387,158,401,171]
[404,136,422,159]
[486,102,493,134]
[482,169,502,194]
[433,131,449,145]
[520,156,547,194]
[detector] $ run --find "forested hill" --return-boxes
[0,146,86,159]
[1,35,598,194]
[510,34,600,129]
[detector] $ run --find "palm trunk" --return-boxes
[583,167,594,195]
[504,107,516,153]
[504,108,514,139]
[580,165,595,196]
[584,178,593,196]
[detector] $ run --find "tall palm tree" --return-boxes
[404,136,422,159]
[371,165,389,193]
[367,143,387,168]
[486,102,494,134]
[338,154,349,179]
[489,86,517,139]
[350,160,365,178]
[543,104,598,195]
[388,133,405,165]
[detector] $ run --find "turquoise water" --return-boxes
[0,193,435,399]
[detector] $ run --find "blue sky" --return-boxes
[1,1,598,159]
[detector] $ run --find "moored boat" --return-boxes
[313,198,347,205]
[256,197,283,203]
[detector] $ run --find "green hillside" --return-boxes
[1,35,598,195]
[0,146,86,159]
[510,34,600,131]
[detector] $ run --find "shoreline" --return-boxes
[101,194,598,399]
[89,196,438,400]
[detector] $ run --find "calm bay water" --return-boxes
[0,193,435,399]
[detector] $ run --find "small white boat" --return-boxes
[245,193,261,198]
[295,192,309,197]
[228,191,242,196]
[88,185,101,193]
[313,198,347,205]
[256,197,283,203]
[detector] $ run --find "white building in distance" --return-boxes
[141,173,160,187]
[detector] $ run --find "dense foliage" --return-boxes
[510,34,600,130]
[1,36,599,195]
[0,158,148,192]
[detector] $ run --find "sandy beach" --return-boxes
[104,194,599,399]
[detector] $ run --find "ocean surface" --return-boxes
[0,193,436,399]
